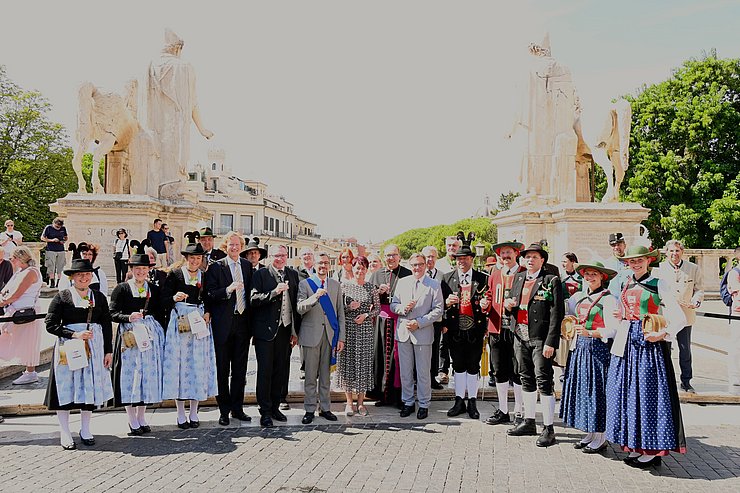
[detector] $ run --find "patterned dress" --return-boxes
[605,274,687,455]
[560,288,617,433]
[337,281,380,393]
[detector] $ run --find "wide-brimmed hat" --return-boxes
[198,227,215,238]
[484,256,497,268]
[63,258,95,276]
[520,243,549,263]
[620,245,660,260]
[181,242,205,256]
[608,232,625,246]
[116,228,128,237]
[452,231,477,258]
[127,254,155,267]
[491,241,525,256]
[576,260,617,280]
[240,236,267,260]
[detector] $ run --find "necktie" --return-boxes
[462,273,469,285]
[232,261,246,314]
[427,269,433,278]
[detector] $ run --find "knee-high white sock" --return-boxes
[136,406,148,427]
[175,400,187,424]
[56,410,73,445]
[467,372,479,399]
[189,400,199,421]
[496,382,510,413]
[542,394,556,426]
[523,391,538,420]
[125,405,140,429]
[454,372,467,398]
[80,410,93,439]
[512,384,523,414]
[580,432,595,445]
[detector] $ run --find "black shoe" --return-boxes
[400,404,415,418]
[318,410,338,421]
[536,425,556,447]
[574,441,589,450]
[628,455,662,468]
[467,398,480,419]
[507,418,537,436]
[431,380,444,390]
[623,454,641,464]
[680,383,696,394]
[583,442,608,454]
[271,410,288,422]
[140,425,151,434]
[80,437,95,446]
[417,407,428,420]
[447,397,467,417]
[189,420,200,429]
[512,412,524,426]
[488,378,496,388]
[128,425,143,436]
[260,415,274,428]
[395,401,405,411]
[484,409,511,425]
[232,411,251,422]
[61,441,77,450]
[302,412,315,424]
[177,419,190,430]
[374,400,390,407]
[218,415,230,426]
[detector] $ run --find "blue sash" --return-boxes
[306,276,340,366]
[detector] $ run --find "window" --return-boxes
[212,163,217,171]
[269,217,274,231]
[264,216,268,231]
[188,173,197,181]
[240,215,253,235]
[220,214,233,233]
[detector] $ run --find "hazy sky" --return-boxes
[2,1,739,242]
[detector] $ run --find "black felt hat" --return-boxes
[452,231,477,258]
[240,236,268,260]
[127,254,155,267]
[63,258,95,276]
[520,243,549,263]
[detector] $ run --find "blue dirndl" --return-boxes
[560,335,611,433]
[605,320,686,454]
[161,303,217,401]
[53,323,114,407]
[118,316,165,404]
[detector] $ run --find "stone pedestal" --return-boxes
[493,202,650,262]
[50,194,211,278]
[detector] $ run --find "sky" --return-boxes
[2,1,740,243]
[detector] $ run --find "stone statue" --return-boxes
[508,34,582,205]
[591,99,632,202]
[147,29,213,197]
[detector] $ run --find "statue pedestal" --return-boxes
[493,202,650,261]
[50,193,211,279]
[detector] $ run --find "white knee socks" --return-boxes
[56,410,73,446]
[542,394,556,426]
[454,372,467,398]
[513,383,523,415]
[496,382,510,413]
[523,391,537,420]
[125,405,140,429]
[189,400,199,421]
[466,372,479,399]
[80,410,93,440]
[175,400,187,424]
[136,406,148,427]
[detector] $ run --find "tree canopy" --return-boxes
[383,217,497,259]
[622,51,740,248]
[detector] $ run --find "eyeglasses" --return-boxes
[410,263,425,267]
[385,253,399,258]
[273,254,287,258]
[317,261,330,265]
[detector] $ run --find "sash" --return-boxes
[307,276,340,366]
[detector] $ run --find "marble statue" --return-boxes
[591,98,632,202]
[147,29,213,197]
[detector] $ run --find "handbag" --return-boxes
[114,251,123,260]
[12,307,37,325]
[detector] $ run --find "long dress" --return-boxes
[110,280,166,406]
[161,267,217,401]
[605,273,688,455]
[337,281,380,393]
[559,288,618,433]
[44,288,114,410]
[0,266,43,366]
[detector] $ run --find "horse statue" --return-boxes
[71,80,140,194]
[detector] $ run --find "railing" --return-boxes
[679,248,735,299]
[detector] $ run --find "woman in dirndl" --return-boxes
[44,258,114,450]
[110,252,166,435]
[161,241,217,428]
[559,261,619,453]
[606,246,687,468]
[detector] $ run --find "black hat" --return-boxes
[198,227,215,238]
[452,231,477,258]
[182,231,205,255]
[608,232,625,245]
[520,243,549,263]
[127,254,155,267]
[63,258,95,276]
[240,236,267,260]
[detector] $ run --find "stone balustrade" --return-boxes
[681,248,736,299]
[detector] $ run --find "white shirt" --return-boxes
[457,267,473,285]
[0,230,22,256]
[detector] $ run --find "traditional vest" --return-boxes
[621,277,661,320]
[516,278,537,325]
[575,291,608,331]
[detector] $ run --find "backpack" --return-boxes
[720,266,740,307]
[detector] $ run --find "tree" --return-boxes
[0,66,75,238]
[496,191,520,212]
[621,52,740,248]
[383,217,497,259]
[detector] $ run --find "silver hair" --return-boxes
[664,239,685,251]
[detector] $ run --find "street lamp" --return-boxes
[475,242,485,269]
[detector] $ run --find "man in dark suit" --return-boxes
[504,243,564,447]
[250,244,301,428]
[205,232,253,426]
[199,227,226,268]
[440,233,489,420]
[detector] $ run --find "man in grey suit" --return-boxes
[391,253,444,419]
[297,252,345,424]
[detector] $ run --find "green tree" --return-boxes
[496,191,520,212]
[0,66,75,238]
[622,52,740,248]
[383,217,496,259]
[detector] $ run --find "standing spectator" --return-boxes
[561,252,583,299]
[0,249,13,290]
[113,229,131,284]
[334,248,355,283]
[0,247,45,385]
[0,219,23,257]
[367,254,383,276]
[41,217,68,288]
[604,232,631,294]
[162,223,175,266]
[727,247,740,387]
[657,239,704,393]
[421,245,444,390]
[436,235,461,383]
[198,227,225,268]
[436,235,461,274]
[59,243,109,295]
[146,219,168,268]
[297,247,316,280]
[484,256,498,274]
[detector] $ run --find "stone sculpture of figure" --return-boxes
[147,28,213,197]
[508,34,580,205]
[591,98,632,202]
[72,80,140,194]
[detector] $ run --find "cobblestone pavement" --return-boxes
[2,401,740,492]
